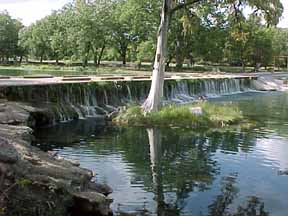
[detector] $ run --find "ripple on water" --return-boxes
[254,137,288,170]
[33,92,288,215]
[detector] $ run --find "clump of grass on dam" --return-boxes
[113,102,243,128]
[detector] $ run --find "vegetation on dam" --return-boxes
[113,102,243,128]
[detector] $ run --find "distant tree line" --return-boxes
[0,0,287,70]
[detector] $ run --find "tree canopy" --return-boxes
[0,0,285,70]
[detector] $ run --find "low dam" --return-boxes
[0,74,259,123]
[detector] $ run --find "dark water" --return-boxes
[34,92,288,216]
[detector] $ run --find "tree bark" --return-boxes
[19,55,23,64]
[83,57,88,68]
[83,43,91,68]
[142,0,172,112]
[241,61,245,72]
[97,44,105,66]
[121,48,127,65]
[93,52,98,66]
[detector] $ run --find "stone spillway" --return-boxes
[0,73,257,86]
[0,73,260,124]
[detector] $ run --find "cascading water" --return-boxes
[0,78,257,122]
[164,78,254,103]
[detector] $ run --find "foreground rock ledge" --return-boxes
[0,103,113,216]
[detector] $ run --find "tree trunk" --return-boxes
[142,0,172,112]
[19,55,23,64]
[175,30,184,69]
[241,61,245,72]
[40,55,43,63]
[83,57,88,68]
[121,48,127,65]
[255,62,261,72]
[93,52,98,66]
[83,43,91,68]
[97,44,105,66]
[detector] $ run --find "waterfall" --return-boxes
[127,85,133,102]
[1,78,257,122]
[164,78,254,103]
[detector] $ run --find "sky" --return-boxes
[0,0,288,28]
[0,0,73,26]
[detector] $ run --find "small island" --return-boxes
[114,102,243,128]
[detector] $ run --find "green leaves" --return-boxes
[0,12,23,61]
[0,0,284,67]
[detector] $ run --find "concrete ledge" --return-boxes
[0,76,11,79]
[23,75,54,79]
[63,75,89,78]
[63,77,92,81]
[0,72,268,87]
[100,76,125,80]
[130,76,151,79]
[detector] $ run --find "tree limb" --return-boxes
[170,0,203,15]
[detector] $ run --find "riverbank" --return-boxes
[0,102,113,216]
[0,63,276,78]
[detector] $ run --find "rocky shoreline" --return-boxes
[0,102,113,216]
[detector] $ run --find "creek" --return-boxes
[33,91,288,216]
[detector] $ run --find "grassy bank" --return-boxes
[0,63,264,77]
[0,64,149,77]
[113,102,243,129]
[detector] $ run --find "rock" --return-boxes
[278,170,288,176]
[0,162,8,190]
[94,106,109,115]
[55,155,80,167]
[0,103,30,125]
[0,101,113,216]
[190,107,203,116]
[106,110,120,121]
[0,123,113,216]
[73,191,113,216]
[118,212,138,216]
[87,181,113,196]
[104,105,118,113]
[0,138,19,164]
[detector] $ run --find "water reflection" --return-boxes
[208,174,269,216]
[33,92,288,216]
[34,124,282,215]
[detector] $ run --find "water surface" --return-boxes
[34,92,288,216]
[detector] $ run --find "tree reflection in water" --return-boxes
[148,128,181,216]
[147,128,269,216]
[33,117,276,216]
[209,174,269,216]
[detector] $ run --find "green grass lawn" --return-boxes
[0,62,277,77]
